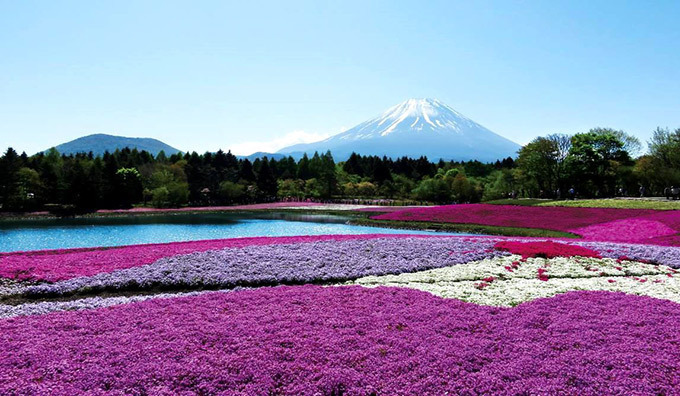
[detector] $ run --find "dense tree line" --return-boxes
[511,127,679,199]
[1,126,678,212]
[0,146,513,212]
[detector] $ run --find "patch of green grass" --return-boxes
[484,199,554,206]
[351,218,580,239]
[486,198,680,210]
[537,199,680,210]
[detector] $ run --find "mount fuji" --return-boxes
[277,98,520,162]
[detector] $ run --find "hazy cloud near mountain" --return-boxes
[227,130,337,156]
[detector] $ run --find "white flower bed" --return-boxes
[351,255,680,306]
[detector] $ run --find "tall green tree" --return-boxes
[256,157,277,198]
[239,159,256,182]
[567,128,633,197]
[297,154,312,180]
[645,127,680,188]
[517,137,559,196]
[318,151,337,198]
[114,168,143,208]
[0,148,21,209]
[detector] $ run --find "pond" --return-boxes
[0,212,467,252]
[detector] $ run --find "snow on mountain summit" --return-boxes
[278,99,520,162]
[342,98,483,138]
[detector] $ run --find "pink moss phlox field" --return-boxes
[372,204,655,231]
[0,234,429,282]
[572,218,677,244]
[353,206,426,212]
[613,210,680,245]
[494,241,601,259]
[373,204,680,245]
[1,286,679,395]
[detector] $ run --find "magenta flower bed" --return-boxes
[494,241,601,259]
[572,218,675,243]
[1,286,678,395]
[571,211,680,244]
[373,204,680,245]
[353,205,427,213]
[373,204,655,232]
[0,234,428,282]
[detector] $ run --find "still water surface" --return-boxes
[0,212,464,252]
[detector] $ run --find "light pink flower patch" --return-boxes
[572,218,677,244]
[373,204,680,246]
[372,204,656,232]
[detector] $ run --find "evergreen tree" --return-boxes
[372,156,393,184]
[256,157,277,198]
[297,154,312,180]
[343,153,363,176]
[101,152,120,208]
[114,168,143,208]
[239,159,256,182]
[318,151,337,198]
[0,148,20,209]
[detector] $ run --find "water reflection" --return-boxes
[0,213,464,252]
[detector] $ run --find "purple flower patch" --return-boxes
[21,237,502,297]
[1,286,678,395]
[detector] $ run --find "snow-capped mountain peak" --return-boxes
[360,98,478,137]
[277,98,520,162]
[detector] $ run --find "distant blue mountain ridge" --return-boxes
[48,134,291,160]
[49,134,181,156]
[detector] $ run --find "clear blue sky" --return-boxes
[1,0,679,155]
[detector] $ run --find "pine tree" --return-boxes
[256,157,277,198]
[297,154,312,180]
